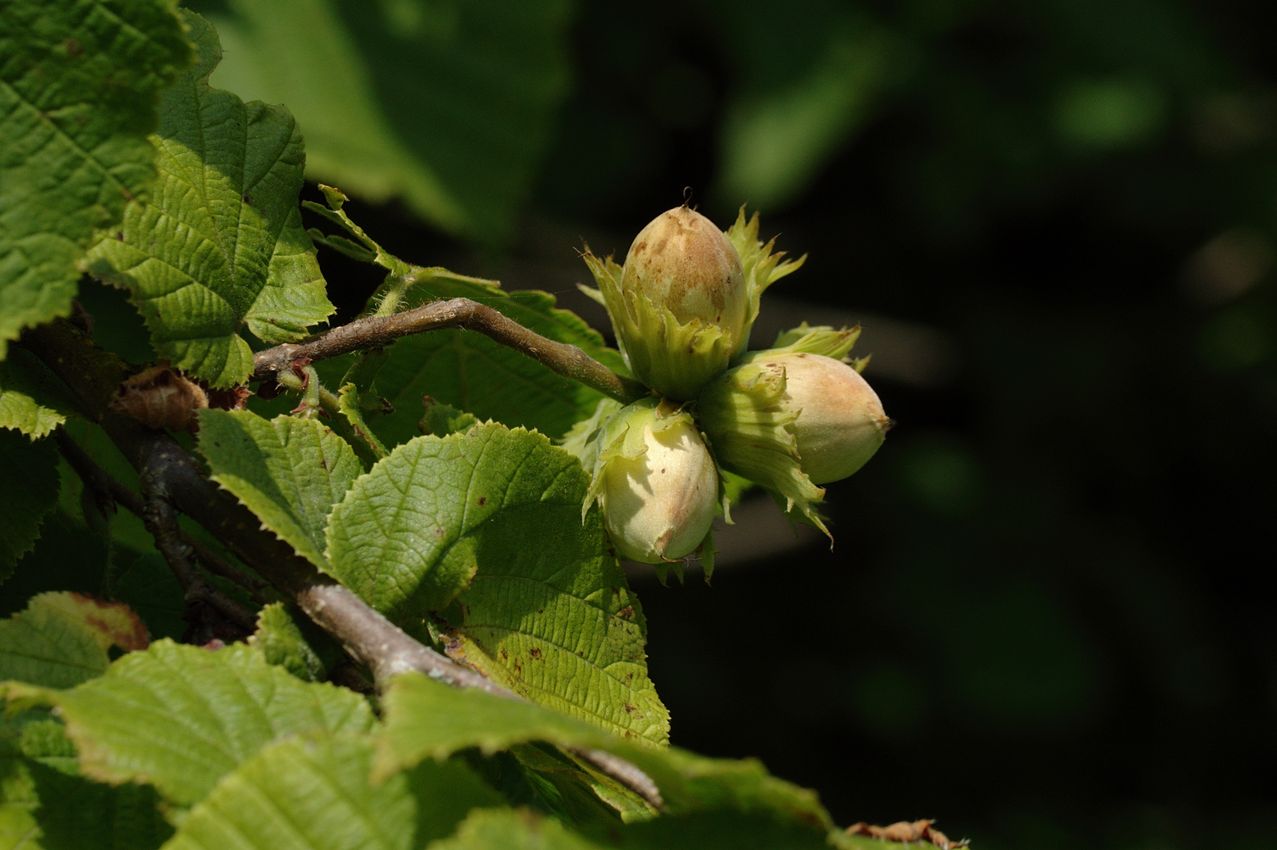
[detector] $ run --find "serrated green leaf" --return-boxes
[426,809,607,850]
[2,712,174,850]
[0,593,147,689]
[0,430,60,577]
[7,640,373,806]
[369,276,626,443]
[0,512,110,619]
[249,602,324,682]
[325,425,667,742]
[473,746,643,828]
[186,0,574,240]
[198,410,361,568]
[162,733,497,850]
[84,12,333,388]
[0,351,79,440]
[378,673,831,832]
[0,0,191,360]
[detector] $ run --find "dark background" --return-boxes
[194,1,1277,847]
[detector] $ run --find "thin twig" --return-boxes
[54,431,269,599]
[251,297,646,404]
[138,458,258,634]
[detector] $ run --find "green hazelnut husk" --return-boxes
[696,325,888,537]
[583,207,746,399]
[572,398,719,565]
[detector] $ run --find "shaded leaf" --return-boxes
[426,808,606,850]
[378,673,830,831]
[249,602,324,682]
[6,640,373,806]
[0,593,146,689]
[103,550,185,642]
[85,12,332,387]
[2,712,174,850]
[0,351,80,439]
[326,425,667,742]
[0,0,190,359]
[198,409,361,568]
[0,430,60,577]
[0,512,110,619]
[187,0,574,240]
[712,0,895,209]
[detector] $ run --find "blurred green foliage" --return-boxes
[180,2,1276,848]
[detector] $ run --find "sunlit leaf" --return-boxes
[198,410,361,568]
[0,0,190,359]
[7,641,373,806]
[326,424,667,742]
[85,12,332,387]
[0,593,147,689]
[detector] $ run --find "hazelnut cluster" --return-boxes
[569,206,889,569]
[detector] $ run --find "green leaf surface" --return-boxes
[0,351,79,440]
[0,430,60,576]
[103,550,185,642]
[0,593,147,689]
[0,0,190,360]
[187,0,574,240]
[712,0,895,209]
[426,809,607,850]
[84,12,332,388]
[2,713,173,850]
[325,425,666,742]
[160,734,408,850]
[0,512,110,619]
[162,733,497,850]
[250,602,324,682]
[369,273,627,444]
[9,640,373,806]
[198,409,361,568]
[379,674,830,831]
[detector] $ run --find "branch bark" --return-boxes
[251,297,646,404]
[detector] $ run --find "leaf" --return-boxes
[0,351,80,439]
[103,550,186,642]
[378,674,831,831]
[186,0,574,240]
[325,425,667,742]
[198,410,361,568]
[711,0,895,209]
[162,733,498,850]
[6,640,373,806]
[2,713,173,850]
[426,809,607,850]
[419,758,846,850]
[0,430,60,577]
[0,512,110,619]
[0,0,191,360]
[0,593,147,689]
[84,12,333,388]
[369,273,628,443]
[249,602,324,682]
